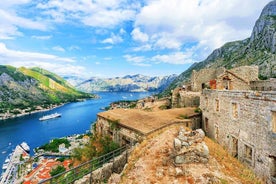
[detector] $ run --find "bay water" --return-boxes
[0,92,152,169]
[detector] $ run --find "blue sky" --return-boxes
[0,0,271,78]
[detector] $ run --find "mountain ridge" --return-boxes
[161,0,276,96]
[74,74,177,92]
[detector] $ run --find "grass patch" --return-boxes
[205,137,263,184]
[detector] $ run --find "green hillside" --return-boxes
[0,65,95,118]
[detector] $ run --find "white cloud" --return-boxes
[119,28,126,35]
[37,0,139,28]
[52,46,65,52]
[124,50,197,66]
[0,9,48,39]
[132,44,152,52]
[133,0,271,58]
[31,35,52,40]
[102,33,123,44]
[0,43,74,63]
[0,42,90,77]
[124,54,146,64]
[131,28,149,42]
[151,52,195,65]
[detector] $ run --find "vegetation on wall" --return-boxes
[72,132,119,164]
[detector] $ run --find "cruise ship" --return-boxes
[39,112,61,121]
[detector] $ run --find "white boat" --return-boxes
[20,142,30,153]
[39,112,61,121]
[2,164,8,170]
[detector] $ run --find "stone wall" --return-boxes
[190,66,259,92]
[95,116,143,146]
[171,88,200,108]
[200,89,276,183]
[228,65,259,82]
[215,71,251,90]
[190,67,225,92]
[250,78,276,91]
[75,150,128,184]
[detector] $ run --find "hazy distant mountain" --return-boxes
[74,74,177,92]
[161,0,276,96]
[0,65,94,116]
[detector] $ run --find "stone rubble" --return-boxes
[173,127,209,164]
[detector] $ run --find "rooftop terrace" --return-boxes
[97,107,198,135]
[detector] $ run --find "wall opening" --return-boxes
[205,117,209,132]
[272,111,276,133]
[215,99,219,112]
[222,76,231,90]
[232,102,239,119]
[269,156,276,180]
[231,136,238,158]
[244,144,253,165]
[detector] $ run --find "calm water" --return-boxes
[0,92,152,168]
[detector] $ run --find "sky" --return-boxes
[0,0,272,78]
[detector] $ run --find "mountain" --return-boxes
[75,74,177,92]
[0,65,94,118]
[161,0,276,96]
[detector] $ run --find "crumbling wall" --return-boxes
[171,88,200,108]
[173,128,209,164]
[250,78,276,91]
[200,89,276,183]
[95,116,142,146]
[228,65,259,83]
[190,67,225,92]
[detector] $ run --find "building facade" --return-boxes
[200,89,276,183]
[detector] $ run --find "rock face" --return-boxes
[161,0,276,96]
[173,128,209,164]
[75,74,177,92]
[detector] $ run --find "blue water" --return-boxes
[0,92,152,168]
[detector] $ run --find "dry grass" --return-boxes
[205,137,264,184]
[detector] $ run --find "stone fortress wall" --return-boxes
[200,89,276,183]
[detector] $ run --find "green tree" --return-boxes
[50,165,66,177]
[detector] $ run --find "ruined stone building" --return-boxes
[200,89,276,183]
[94,108,201,146]
[190,65,259,91]
[171,66,259,108]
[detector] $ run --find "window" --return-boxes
[244,144,253,164]
[231,136,238,158]
[215,99,219,112]
[270,156,276,178]
[205,117,209,132]
[232,102,239,119]
[272,111,276,133]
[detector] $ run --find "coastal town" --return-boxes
[0,134,90,184]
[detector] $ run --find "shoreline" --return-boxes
[0,103,66,121]
[0,96,98,121]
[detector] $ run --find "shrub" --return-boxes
[50,165,66,177]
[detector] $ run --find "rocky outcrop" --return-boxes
[75,74,177,92]
[173,128,209,164]
[250,0,276,52]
